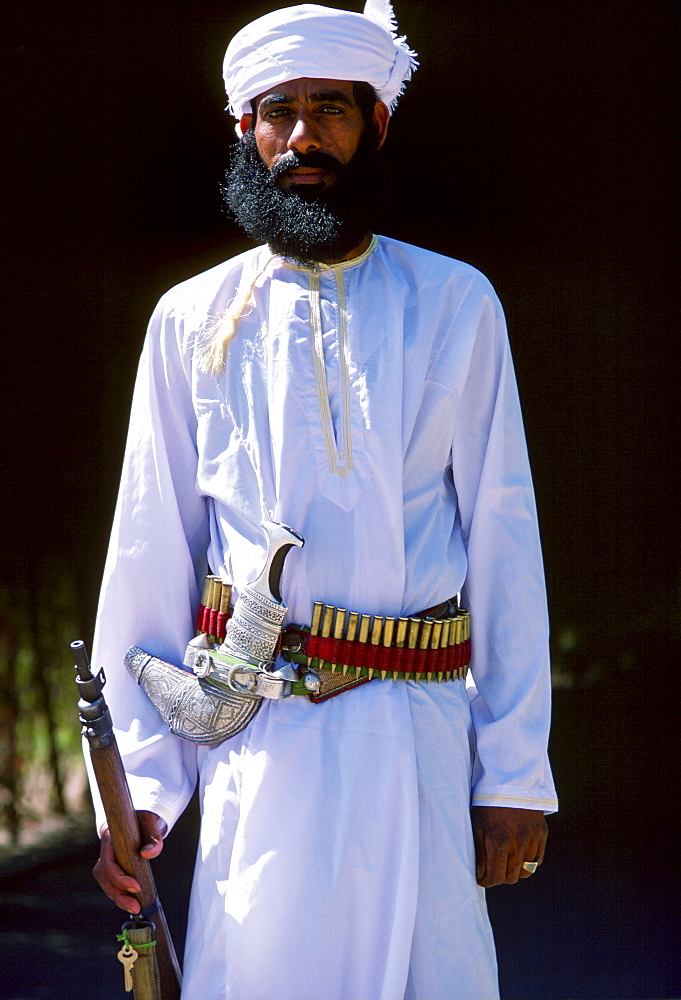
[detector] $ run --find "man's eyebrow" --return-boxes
[257,89,355,112]
[308,90,354,106]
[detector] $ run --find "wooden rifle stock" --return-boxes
[72,639,182,1000]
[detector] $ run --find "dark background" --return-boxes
[1,2,679,998]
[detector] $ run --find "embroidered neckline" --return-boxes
[308,269,353,477]
[280,234,379,274]
[272,237,380,478]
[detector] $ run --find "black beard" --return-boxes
[222,127,381,266]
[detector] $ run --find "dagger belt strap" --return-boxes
[280,598,471,704]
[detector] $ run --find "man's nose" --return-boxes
[286,113,322,153]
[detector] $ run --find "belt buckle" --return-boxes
[225,663,260,694]
[225,663,290,701]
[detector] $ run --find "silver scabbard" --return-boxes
[125,521,304,745]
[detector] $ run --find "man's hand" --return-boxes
[471,806,548,888]
[93,810,167,913]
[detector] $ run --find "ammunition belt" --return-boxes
[196,578,471,704]
[196,576,233,642]
[281,600,471,703]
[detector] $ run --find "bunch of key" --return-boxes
[305,602,471,682]
[117,924,160,995]
[118,939,138,993]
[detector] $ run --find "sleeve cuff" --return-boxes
[471,787,558,815]
[125,775,194,835]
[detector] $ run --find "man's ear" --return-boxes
[238,113,253,137]
[372,102,390,150]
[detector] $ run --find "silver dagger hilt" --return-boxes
[219,521,304,668]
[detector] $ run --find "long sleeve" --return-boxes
[89,294,210,832]
[452,284,557,813]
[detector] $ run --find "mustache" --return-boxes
[271,150,343,179]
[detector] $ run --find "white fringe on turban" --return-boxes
[223,1,418,121]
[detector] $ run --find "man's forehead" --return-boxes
[255,78,358,109]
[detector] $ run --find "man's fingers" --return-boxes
[472,809,513,887]
[483,828,512,887]
[93,813,165,912]
[505,838,528,884]
[505,819,539,882]
[506,818,545,882]
[471,806,549,888]
[93,812,167,911]
[93,830,142,913]
[471,809,487,883]
[516,837,542,879]
[138,810,167,859]
[101,877,142,914]
[517,820,548,878]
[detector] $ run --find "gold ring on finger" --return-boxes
[521,860,539,874]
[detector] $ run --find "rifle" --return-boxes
[72,639,182,1000]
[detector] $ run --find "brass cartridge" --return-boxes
[418,620,433,682]
[394,617,408,680]
[380,617,395,681]
[406,617,422,681]
[341,611,359,674]
[332,608,347,673]
[439,619,451,682]
[320,604,335,670]
[430,620,443,683]
[367,617,384,680]
[219,582,232,615]
[356,614,372,676]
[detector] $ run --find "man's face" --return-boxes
[241,78,388,194]
[223,78,390,266]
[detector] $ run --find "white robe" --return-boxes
[91,234,557,1000]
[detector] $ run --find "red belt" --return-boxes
[281,600,471,703]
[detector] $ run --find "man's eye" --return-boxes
[320,105,343,114]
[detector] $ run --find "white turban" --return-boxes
[223,1,418,121]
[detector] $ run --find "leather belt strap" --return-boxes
[281,599,471,703]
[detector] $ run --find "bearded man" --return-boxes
[90,4,557,999]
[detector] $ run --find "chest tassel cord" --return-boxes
[197,254,275,376]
